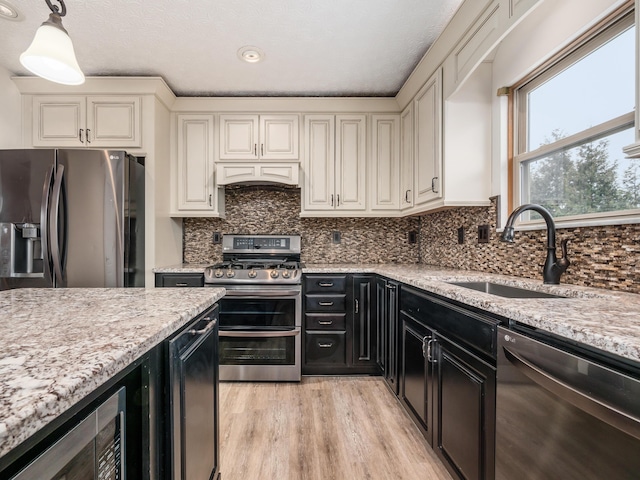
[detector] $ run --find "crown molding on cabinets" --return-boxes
[172,96,400,114]
[12,76,176,110]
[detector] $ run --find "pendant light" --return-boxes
[20,0,84,85]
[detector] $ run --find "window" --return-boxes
[513,9,636,224]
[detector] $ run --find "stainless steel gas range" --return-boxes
[204,234,302,382]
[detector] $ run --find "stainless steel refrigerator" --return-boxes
[0,149,145,289]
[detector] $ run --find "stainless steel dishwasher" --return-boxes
[496,325,640,480]
[169,305,220,480]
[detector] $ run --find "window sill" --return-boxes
[500,209,640,232]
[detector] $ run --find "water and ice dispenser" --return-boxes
[0,222,43,278]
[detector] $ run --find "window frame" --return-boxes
[510,4,637,228]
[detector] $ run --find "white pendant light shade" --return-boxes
[20,12,84,85]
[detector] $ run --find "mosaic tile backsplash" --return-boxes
[183,187,420,264]
[419,198,640,294]
[183,189,640,293]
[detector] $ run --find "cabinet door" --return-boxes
[335,115,366,210]
[400,104,415,209]
[352,276,376,367]
[303,115,335,210]
[385,280,400,394]
[176,114,216,211]
[87,96,141,147]
[400,312,433,443]
[370,115,400,210]
[32,96,86,147]
[434,334,496,480]
[414,68,443,205]
[219,115,259,160]
[376,278,387,372]
[259,115,299,160]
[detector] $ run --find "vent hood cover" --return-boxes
[216,163,299,186]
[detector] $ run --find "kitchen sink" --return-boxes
[448,281,566,299]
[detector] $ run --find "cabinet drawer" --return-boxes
[155,273,204,287]
[304,275,347,293]
[305,333,346,365]
[305,313,346,331]
[305,294,346,312]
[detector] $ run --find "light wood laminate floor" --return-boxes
[219,376,453,480]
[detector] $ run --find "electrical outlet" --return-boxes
[478,225,490,243]
[332,231,341,244]
[212,232,222,244]
[457,227,465,244]
[408,231,418,244]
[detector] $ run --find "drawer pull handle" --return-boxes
[318,301,334,306]
[319,343,334,348]
[318,282,334,287]
[318,320,333,325]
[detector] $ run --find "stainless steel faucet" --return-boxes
[500,204,570,284]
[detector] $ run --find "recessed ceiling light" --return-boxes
[237,46,265,64]
[0,1,21,21]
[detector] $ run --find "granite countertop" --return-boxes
[155,263,640,363]
[0,287,225,460]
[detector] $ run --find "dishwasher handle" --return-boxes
[503,345,640,441]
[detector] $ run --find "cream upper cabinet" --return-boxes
[414,68,443,206]
[219,114,299,161]
[302,114,366,213]
[174,114,223,216]
[32,95,141,148]
[399,104,414,210]
[370,114,400,211]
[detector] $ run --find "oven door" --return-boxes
[217,286,302,382]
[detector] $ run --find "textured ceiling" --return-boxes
[0,0,464,97]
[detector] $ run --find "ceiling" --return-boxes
[0,0,464,97]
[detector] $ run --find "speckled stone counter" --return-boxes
[0,287,225,460]
[155,263,640,363]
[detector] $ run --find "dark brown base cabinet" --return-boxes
[303,274,378,375]
[155,273,204,287]
[399,286,497,480]
[377,278,399,394]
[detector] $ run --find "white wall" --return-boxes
[490,0,626,222]
[0,67,22,148]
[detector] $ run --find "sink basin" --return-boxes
[448,281,566,299]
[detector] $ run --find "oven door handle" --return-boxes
[222,289,301,297]
[219,329,301,338]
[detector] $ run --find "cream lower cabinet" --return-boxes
[414,68,443,207]
[173,114,223,216]
[32,95,141,148]
[302,115,366,214]
[219,114,299,161]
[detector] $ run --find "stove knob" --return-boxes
[214,269,224,278]
[270,270,279,278]
[248,269,257,278]
[282,270,291,279]
[226,270,236,278]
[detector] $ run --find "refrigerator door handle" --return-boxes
[50,165,67,285]
[40,165,55,285]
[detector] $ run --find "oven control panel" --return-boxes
[223,235,301,254]
[234,237,289,250]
